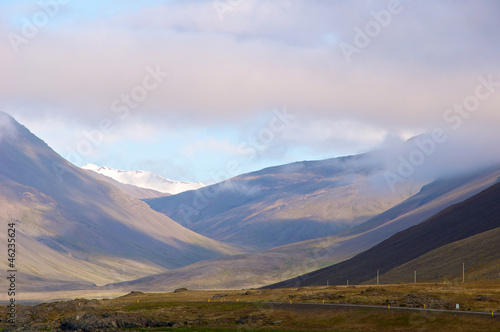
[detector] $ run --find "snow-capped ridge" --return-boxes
[82,164,204,195]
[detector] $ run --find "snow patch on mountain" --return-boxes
[82,164,204,195]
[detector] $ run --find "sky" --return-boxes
[1,0,499,183]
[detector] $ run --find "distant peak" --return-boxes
[0,110,14,119]
[0,111,16,129]
[81,164,205,195]
[82,163,99,170]
[0,112,37,144]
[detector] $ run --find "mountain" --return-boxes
[0,112,240,291]
[266,179,500,288]
[82,164,205,195]
[377,227,500,283]
[145,151,424,251]
[84,171,169,199]
[107,165,500,291]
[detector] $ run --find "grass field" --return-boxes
[1,282,499,331]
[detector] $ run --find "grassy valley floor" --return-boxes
[1,282,499,331]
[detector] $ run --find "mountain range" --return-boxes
[0,112,239,291]
[144,150,426,251]
[82,164,205,195]
[1,111,499,295]
[267,177,500,288]
[107,165,500,291]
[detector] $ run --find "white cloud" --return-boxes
[1,0,499,179]
[2,12,498,131]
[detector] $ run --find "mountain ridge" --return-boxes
[82,163,205,195]
[374,226,500,283]
[265,178,500,288]
[145,149,425,250]
[0,112,241,291]
[106,165,500,291]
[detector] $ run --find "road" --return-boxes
[244,301,499,317]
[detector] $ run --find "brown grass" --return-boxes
[2,282,499,331]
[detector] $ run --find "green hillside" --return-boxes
[374,226,500,284]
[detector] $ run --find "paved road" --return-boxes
[246,301,499,317]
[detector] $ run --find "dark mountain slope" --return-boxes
[375,226,500,283]
[266,179,500,288]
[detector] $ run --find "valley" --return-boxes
[1,283,499,331]
[3,2,499,330]
[0,112,241,291]
[1,112,499,331]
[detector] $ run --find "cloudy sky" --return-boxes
[1,0,499,183]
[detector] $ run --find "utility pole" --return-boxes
[377,270,379,285]
[414,270,417,284]
[463,262,465,283]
